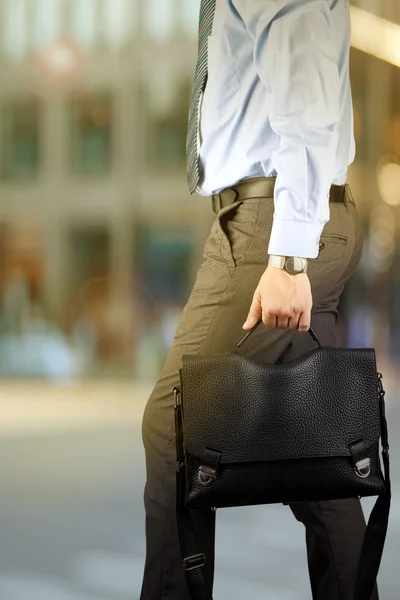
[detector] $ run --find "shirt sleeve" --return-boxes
[233,0,342,258]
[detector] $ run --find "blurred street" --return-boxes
[0,382,399,600]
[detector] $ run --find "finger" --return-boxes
[262,311,277,329]
[242,290,262,329]
[298,309,311,332]
[277,316,290,329]
[288,313,301,330]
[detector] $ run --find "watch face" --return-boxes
[285,257,305,275]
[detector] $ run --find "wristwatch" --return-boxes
[268,255,308,275]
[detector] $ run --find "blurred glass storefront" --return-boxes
[1,99,40,179]
[0,0,399,382]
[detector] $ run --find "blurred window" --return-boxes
[137,225,194,303]
[103,0,135,50]
[392,66,400,117]
[70,0,97,50]
[145,0,175,42]
[386,117,400,159]
[34,0,63,48]
[393,5,400,27]
[141,80,191,170]
[179,0,201,37]
[2,0,29,60]
[386,66,400,158]
[349,48,368,162]
[388,243,400,343]
[1,99,40,179]
[70,93,113,174]
[69,226,110,293]
[382,1,400,25]
[350,0,387,20]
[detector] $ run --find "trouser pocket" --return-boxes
[216,197,261,269]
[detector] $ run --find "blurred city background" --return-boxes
[0,0,399,598]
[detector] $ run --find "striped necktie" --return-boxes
[186,0,216,194]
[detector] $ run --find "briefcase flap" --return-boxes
[179,348,381,464]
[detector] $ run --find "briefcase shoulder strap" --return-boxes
[353,376,391,599]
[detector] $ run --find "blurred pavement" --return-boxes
[0,381,398,600]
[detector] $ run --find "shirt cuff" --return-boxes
[267,219,324,259]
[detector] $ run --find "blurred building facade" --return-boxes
[0,0,399,375]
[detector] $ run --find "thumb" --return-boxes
[243,291,262,330]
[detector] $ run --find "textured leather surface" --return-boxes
[180,347,380,464]
[185,446,384,509]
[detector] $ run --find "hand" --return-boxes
[242,266,312,331]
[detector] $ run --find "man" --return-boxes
[140,1,378,599]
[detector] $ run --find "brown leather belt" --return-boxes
[211,176,347,214]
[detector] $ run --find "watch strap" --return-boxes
[268,255,286,269]
[268,255,308,274]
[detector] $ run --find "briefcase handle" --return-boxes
[236,316,322,350]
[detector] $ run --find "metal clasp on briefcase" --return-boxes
[355,458,371,479]
[198,465,217,485]
[197,448,221,485]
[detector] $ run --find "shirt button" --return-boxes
[319,242,325,250]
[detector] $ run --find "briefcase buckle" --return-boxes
[355,458,371,478]
[183,553,206,571]
[198,465,217,485]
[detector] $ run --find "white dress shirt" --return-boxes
[196,0,355,259]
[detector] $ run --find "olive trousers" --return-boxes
[140,176,378,600]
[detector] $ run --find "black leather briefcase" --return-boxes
[174,319,391,600]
